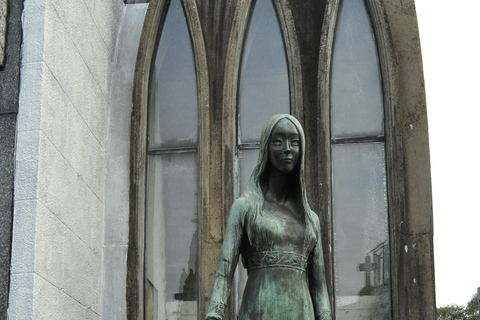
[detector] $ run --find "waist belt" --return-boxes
[248,251,308,272]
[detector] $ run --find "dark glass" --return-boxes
[145,153,198,319]
[239,148,260,194]
[148,0,198,149]
[332,143,391,319]
[238,0,290,143]
[331,0,384,138]
[234,148,259,312]
[145,1,199,318]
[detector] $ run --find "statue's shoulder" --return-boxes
[231,195,253,214]
[308,210,321,231]
[228,195,252,225]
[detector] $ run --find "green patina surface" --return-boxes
[206,115,331,320]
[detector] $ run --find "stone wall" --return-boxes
[9,0,124,318]
[0,0,22,318]
[102,3,147,318]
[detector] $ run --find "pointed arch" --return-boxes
[317,1,340,313]
[223,0,303,153]
[362,0,404,317]
[272,0,303,119]
[318,0,408,318]
[129,0,209,318]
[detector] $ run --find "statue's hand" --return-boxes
[316,310,332,320]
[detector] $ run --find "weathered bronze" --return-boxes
[206,114,331,320]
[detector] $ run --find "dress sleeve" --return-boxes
[308,214,333,320]
[205,198,247,320]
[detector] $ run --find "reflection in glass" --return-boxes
[239,0,290,143]
[331,0,384,138]
[145,153,198,319]
[332,143,391,319]
[149,0,198,149]
[239,149,260,194]
[234,148,260,312]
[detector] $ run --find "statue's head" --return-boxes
[267,117,301,174]
[255,114,304,179]
[248,114,306,203]
[244,114,315,239]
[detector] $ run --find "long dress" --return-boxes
[206,196,330,320]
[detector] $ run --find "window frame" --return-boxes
[129,0,435,319]
[128,0,209,318]
[318,0,404,317]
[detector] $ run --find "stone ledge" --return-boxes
[125,0,149,4]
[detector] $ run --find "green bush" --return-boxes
[437,293,479,320]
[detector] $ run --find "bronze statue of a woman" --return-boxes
[206,114,332,320]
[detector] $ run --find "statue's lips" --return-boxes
[281,158,293,162]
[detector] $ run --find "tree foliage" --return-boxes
[437,293,479,320]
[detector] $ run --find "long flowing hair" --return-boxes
[241,114,318,248]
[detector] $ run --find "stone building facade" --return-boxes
[0,0,434,319]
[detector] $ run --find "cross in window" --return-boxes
[357,255,378,295]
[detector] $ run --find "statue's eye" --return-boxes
[273,140,282,147]
[291,140,300,147]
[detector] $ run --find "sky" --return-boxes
[415,0,480,307]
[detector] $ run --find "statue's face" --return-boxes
[268,118,300,173]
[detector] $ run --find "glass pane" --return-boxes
[148,0,198,149]
[234,148,260,314]
[332,143,391,319]
[239,0,290,143]
[145,153,198,320]
[238,148,260,195]
[331,0,384,138]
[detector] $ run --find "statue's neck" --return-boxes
[264,167,289,204]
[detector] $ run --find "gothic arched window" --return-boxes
[130,0,435,318]
[330,0,392,317]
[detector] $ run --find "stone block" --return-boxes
[62,226,101,314]
[33,273,100,319]
[20,0,46,64]
[37,133,103,254]
[13,130,40,201]
[104,163,129,245]
[124,0,149,4]
[396,233,436,318]
[43,7,108,146]
[104,3,147,247]
[9,200,37,274]
[83,0,124,56]
[16,61,44,132]
[34,201,65,287]
[39,66,70,155]
[102,245,128,318]
[49,0,110,96]
[62,111,106,200]
[7,273,34,319]
[40,66,106,199]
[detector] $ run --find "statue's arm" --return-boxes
[308,215,332,320]
[205,198,247,320]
